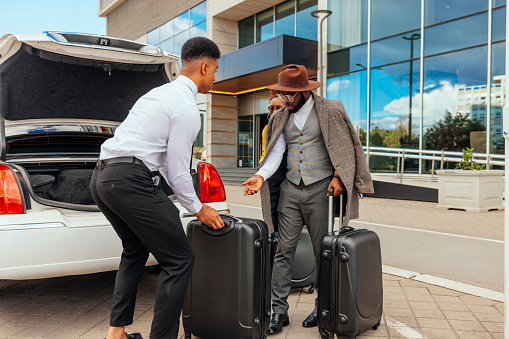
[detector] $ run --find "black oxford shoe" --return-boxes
[267,312,289,334]
[126,333,143,339]
[302,306,318,328]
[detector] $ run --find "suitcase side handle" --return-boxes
[197,216,236,237]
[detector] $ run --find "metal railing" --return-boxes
[364,146,505,184]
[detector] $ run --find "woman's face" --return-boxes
[268,97,285,116]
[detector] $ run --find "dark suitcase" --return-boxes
[270,226,316,293]
[317,190,383,339]
[183,215,271,339]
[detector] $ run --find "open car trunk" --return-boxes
[0,33,180,210]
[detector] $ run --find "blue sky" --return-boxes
[0,1,106,38]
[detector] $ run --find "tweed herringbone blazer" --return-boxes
[259,93,374,228]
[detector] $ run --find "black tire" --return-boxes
[372,320,381,330]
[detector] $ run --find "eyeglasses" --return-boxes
[276,92,299,103]
[268,105,284,112]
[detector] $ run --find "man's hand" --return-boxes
[242,175,264,196]
[195,204,225,230]
[328,176,344,197]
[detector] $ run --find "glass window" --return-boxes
[296,0,318,40]
[256,8,274,43]
[237,116,254,167]
[371,30,421,67]
[160,38,173,53]
[327,43,367,76]
[160,20,173,42]
[492,7,506,42]
[190,2,207,26]
[425,0,488,26]
[370,61,421,149]
[490,42,505,154]
[275,1,295,37]
[424,12,488,57]
[191,21,207,38]
[174,12,190,35]
[423,46,488,152]
[239,16,255,48]
[327,71,368,144]
[174,30,190,55]
[493,0,506,7]
[371,0,420,41]
[328,0,368,52]
[147,28,159,46]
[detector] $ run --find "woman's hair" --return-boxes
[181,37,221,62]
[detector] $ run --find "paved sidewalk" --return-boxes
[0,185,504,338]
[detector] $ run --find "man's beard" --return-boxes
[287,94,307,113]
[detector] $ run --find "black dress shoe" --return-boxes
[125,332,143,339]
[302,306,317,328]
[267,313,289,334]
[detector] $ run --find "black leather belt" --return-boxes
[97,156,146,167]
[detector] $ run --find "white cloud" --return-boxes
[381,80,458,130]
[327,78,351,97]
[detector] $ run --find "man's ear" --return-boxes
[200,62,208,75]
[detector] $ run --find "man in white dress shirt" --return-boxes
[90,37,224,339]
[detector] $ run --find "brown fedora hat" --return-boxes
[267,64,321,92]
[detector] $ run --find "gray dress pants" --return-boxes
[271,176,332,314]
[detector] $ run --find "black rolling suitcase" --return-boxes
[317,189,383,339]
[183,215,271,339]
[270,226,316,293]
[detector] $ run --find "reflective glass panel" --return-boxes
[327,71,368,145]
[328,0,368,51]
[174,30,190,55]
[424,12,488,57]
[237,116,254,167]
[370,61,421,149]
[371,30,421,67]
[423,46,488,152]
[493,0,506,7]
[425,0,488,26]
[327,44,367,76]
[490,42,505,154]
[371,0,420,41]
[239,16,255,48]
[160,38,173,53]
[190,2,207,26]
[256,8,274,42]
[147,28,159,46]
[275,0,295,37]
[174,12,190,35]
[190,21,207,38]
[492,7,506,42]
[296,0,318,40]
[160,20,173,41]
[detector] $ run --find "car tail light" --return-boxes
[0,164,24,214]
[198,162,226,203]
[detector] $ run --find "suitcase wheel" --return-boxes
[319,327,334,339]
[372,320,381,330]
[184,331,192,339]
[308,285,315,294]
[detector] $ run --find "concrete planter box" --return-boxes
[436,170,504,212]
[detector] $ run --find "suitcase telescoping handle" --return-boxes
[328,188,344,233]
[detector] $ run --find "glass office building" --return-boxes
[326,0,506,172]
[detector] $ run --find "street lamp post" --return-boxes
[403,33,421,146]
[310,9,332,97]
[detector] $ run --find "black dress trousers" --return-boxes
[90,160,194,339]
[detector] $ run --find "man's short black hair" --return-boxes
[181,37,220,62]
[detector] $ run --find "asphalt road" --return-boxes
[226,200,504,293]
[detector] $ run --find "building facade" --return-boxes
[99,0,507,172]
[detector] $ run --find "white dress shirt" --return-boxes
[256,95,315,180]
[100,75,203,213]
